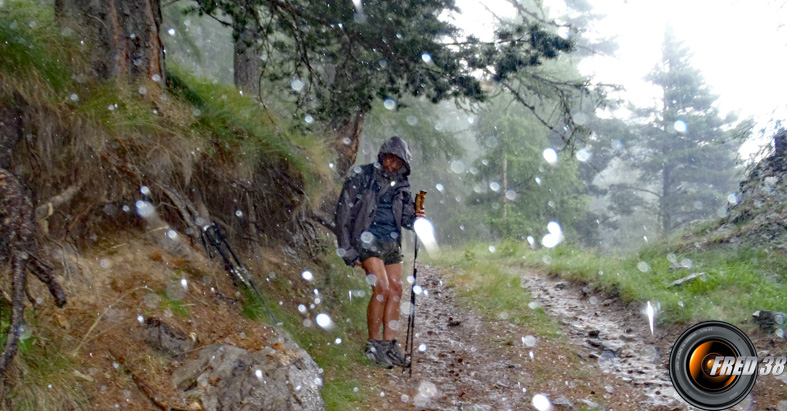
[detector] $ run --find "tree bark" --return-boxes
[234,25,262,99]
[329,111,365,179]
[56,0,165,82]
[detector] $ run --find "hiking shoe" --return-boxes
[382,339,410,368]
[364,340,393,369]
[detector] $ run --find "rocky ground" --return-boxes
[359,265,787,411]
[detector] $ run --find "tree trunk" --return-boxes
[502,154,508,221]
[330,111,366,179]
[233,26,262,99]
[661,166,671,233]
[56,0,165,82]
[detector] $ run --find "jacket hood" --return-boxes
[377,136,412,177]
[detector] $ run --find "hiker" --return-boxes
[335,136,425,368]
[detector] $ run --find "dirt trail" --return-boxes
[362,264,781,411]
[363,265,656,410]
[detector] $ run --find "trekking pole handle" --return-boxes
[415,191,426,215]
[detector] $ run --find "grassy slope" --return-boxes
[0,3,375,410]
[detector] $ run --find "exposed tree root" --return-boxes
[0,168,67,381]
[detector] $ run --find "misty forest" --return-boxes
[0,0,786,410]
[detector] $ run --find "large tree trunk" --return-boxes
[233,26,262,99]
[329,111,365,179]
[56,0,164,82]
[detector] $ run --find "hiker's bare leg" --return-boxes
[363,257,388,340]
[382,262,403,340]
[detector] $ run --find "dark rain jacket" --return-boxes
[335,137,417,266]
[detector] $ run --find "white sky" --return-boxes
[449,0,787,154]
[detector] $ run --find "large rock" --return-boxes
[173,332,324,411]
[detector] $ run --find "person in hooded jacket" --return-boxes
[335,136,424,368]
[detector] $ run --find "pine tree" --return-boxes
[627,28,740,233]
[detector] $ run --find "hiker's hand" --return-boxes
[415,207,426,219]
[353,260,362,267]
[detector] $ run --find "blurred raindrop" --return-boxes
[406,115,418,126]
[383,98,397,110]
[135,200,155,218]
[166,281,186,301]
[449,160,465,174]
[532,394,552,411]
[543,148,558,165]
[727,193,738,205]
[18,324,32,340]
[421,53,432,64]
[673,119,688,133]
[143,293,161,309]
[316,313,334,330]
[290,78,305,92]
[488,245,496,253]
[637,261,651,272]
[523,335,536,347]
[489,182,500,192]
[598,351,618,373]
[167,28,175,36]
[576,149,591,162]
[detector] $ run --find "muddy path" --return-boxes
[361,265,783,411]
[362,265,653,410]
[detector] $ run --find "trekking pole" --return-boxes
[201,223,279,324]
[404,191,426,376]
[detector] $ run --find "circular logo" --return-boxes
[669,321,757,410]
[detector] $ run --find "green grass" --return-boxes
[0,303,90,410]
[427,239,787,330]
[167,67,332,198]
[0,2,76,95]
[425,241,562,338]
[241,252,375,410]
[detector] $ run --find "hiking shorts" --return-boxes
[359,238,403,265]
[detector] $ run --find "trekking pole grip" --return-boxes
[415,191,426,215]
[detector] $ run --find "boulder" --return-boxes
[173,331,324,411]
